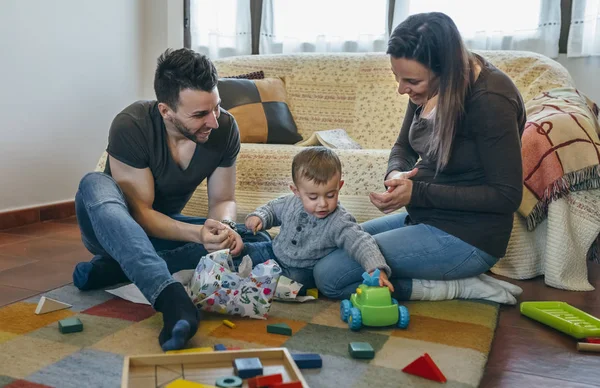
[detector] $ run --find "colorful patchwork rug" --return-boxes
[0,285,499,388]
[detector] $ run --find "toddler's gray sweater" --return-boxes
[247,194,391,276]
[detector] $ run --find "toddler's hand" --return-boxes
[245,216,263,235]
[378,271,395,292]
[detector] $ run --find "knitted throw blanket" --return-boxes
[519,87,600,230]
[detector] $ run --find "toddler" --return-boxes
[242,147,393,292]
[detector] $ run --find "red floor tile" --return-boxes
[0,255,38,272]
[0,260,75,292]
[0,238,83,261]
[0,233,37,247]
[0,285,39,308]
[2,221,77,238]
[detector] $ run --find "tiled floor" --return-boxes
[0,218,598,387]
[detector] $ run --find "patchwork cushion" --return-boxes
[218,77,302,144]
[224,70,265,80]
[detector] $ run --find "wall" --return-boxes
[140,0,184,99]
[0,0,143,213]
[555,55,600,103]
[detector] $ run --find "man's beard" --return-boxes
[170,116,201,143]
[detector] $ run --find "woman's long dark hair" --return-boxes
[387,12,478,171]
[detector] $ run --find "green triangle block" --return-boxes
[267,323,292,336]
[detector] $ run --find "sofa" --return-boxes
[96,51,600,291]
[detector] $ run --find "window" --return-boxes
[189,0,251,59]
[260,0,389,53]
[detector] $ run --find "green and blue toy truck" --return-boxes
[340,270,410,331]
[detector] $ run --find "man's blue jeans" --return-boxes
[74,172,270,305]
[313,213,500,301]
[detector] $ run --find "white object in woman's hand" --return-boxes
[369,179,413,214]
[385,168,418,191]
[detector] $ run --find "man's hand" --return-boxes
[223,225,244,257]
[200,219,232,252]
[245,216,263,235]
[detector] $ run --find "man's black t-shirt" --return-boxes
[104,100,240,215]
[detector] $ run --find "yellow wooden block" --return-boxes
[166,347,213,355]
[307,288,319,299]
[222,319,236,329]
[166,379,215,387]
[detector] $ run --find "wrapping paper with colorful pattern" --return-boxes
[189,250,282,319]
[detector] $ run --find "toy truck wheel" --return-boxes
[340,300,352,322]
[397,305,410,329]
[391,298,399,305]
[348,307,362,331]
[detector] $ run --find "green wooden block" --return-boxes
[58,318,83,334]
[266,323,292,336]
[348,342,374,359]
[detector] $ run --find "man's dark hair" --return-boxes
[154,48,218,111]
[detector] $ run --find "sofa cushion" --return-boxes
[218,77,302,144]
[224,70,265,80]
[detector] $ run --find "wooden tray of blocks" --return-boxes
[122,347,309,387]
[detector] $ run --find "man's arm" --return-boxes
[206,163,237,221]
[110,156,222,244]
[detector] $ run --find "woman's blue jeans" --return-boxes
[74,172,269,305]
[313,212,500,301]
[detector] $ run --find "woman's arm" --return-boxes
[386,102,419,179]
[410,92,523,214]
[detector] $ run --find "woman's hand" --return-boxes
[245,216,263,235]
[370,179,413,214]
[384,168,418,190]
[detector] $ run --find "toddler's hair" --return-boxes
[292,147,342,185]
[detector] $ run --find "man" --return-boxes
[72,48,269,351]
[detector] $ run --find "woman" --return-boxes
[313,12,525,304]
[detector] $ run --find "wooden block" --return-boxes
[223,320,236,329]
[247,373,283,388]
[402,353,447,383]
[35,296,72,315]
[292,353,322,369]
[215,376,242,387]
[348,342,374,359]
[58,318,83,334]
[306,289,318,299]
[213,344,227,351]
[232,357,263,379]
[166,379,216,387]
[270,382,302,388]
[166,347,213,355]
[267,323,292,336]
[577,342,600,352]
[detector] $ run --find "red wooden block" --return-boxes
[586,337,600,344]
[269,382,302,388]
[247,373,283,388]
[402,353,447,383]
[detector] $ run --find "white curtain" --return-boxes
[260,0,389,54]
[190,0,252,59]
[392,0,562,58]
[568,0,600,57]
